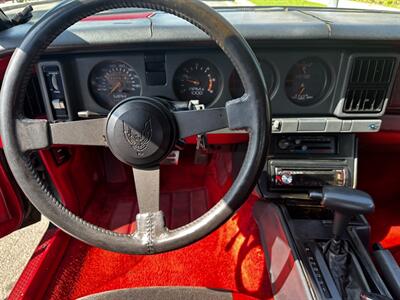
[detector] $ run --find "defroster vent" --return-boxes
[344,57,396,113]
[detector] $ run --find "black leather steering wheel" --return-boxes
[0,0,270,254]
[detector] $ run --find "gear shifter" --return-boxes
[311,186,375,240]
[310,187,375,299]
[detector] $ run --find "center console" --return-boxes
[256,133,394,300]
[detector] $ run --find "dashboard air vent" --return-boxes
[344,57,396,113]
[24,76,46,118]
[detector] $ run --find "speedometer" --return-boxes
[89,60,142,109]
[173,59,222,105]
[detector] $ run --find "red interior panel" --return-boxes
[0,154,24,237]
[184,133,249,145]
[0,55,11,80]
[39,147,106,215]
[8,229,70,300]
[0,55,24,238]
[358,131,400,262]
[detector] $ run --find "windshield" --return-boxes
[0,0,398,22]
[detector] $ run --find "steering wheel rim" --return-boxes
[0,0,271,254]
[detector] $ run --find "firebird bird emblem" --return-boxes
[123,119,152,156]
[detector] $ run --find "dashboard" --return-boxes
[0,8,394,135]
[62,50,338,111]
[37,49,398,125]
[49,51,336,111]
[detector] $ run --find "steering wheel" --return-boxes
[0,0,270,254]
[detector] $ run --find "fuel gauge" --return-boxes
[285,58,331,106]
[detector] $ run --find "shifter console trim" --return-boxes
[303,242,341,299]
[304,244,332,298]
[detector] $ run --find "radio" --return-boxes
[268,160,352,190]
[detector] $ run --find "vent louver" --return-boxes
[24,76,46,118]
[344,57,396,113]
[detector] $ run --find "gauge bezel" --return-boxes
[88,60,142,110]
[173,59,223,106]
[229,60,278,100]
[284,57,332,107]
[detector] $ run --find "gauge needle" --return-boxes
[186,79,200,86]
[109,82,122,95]
[298,84,305,96]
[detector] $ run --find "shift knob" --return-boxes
[310,186,375,239]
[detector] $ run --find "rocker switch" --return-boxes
[52,99,65,110]
[42,64,69,120]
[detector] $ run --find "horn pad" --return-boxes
[106,97,177,168]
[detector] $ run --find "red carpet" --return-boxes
[358,132,400,261]
[43,149,273,300]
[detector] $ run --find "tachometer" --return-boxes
[89,60,142,109]
[284,58,331,106]
[173,59,221,105]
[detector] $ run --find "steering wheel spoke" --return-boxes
[16,118,108,152]
[133,166,160,214]
[225,94,257,131]
[50,118,108,147]
[132,166,168,253]
[173,107,228,139]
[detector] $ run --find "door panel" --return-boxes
[0,152,24,237]
[0,55,25,238]
[0,191,11,223]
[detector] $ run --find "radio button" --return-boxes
[278,139,290,150]
[281,173,293,185]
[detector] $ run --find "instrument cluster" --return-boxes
[86,55,333,110]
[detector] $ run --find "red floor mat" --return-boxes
[44,149,272,299]
[45,192,272,300]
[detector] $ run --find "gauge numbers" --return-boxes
[89,60,142,109]
[173,59,222,105]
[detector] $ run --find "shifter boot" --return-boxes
[323,239,350,297]
[322,239,368,299]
